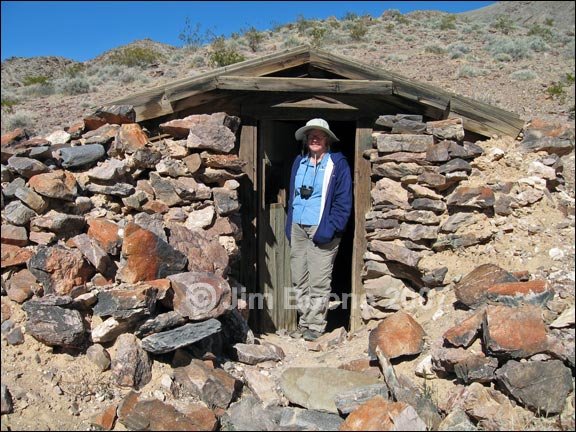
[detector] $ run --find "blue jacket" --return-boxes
[285,152,353,245]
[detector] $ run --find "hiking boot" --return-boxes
[289,327,305,338]
[302,329,322,341]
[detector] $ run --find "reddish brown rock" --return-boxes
[455,263,518,309]
[483,305,549,358]
[1,128,28,147]
[110,123,148,156]
[87,218,122,255]
[340,395,426,431]
[443,308,485,348]
[89,404,118,431]
[1,224,28,246]
[369,311,425,360]
[6,269,41,303]
[27,245,95,295]
[486,279,554,307]
[28,170,77,201]
[116,222,187,283]
[1,244,34,268]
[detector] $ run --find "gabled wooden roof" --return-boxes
[109,45,525,138]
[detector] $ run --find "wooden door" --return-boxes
[257,120,299,332]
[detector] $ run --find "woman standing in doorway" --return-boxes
[285,118,353,341]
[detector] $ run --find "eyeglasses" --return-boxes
[307,134,327,141]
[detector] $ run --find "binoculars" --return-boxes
[300,185,314,199]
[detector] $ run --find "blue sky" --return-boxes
[1,1,495,62]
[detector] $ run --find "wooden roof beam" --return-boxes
[215,76,393,95]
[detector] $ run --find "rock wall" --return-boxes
[360,114,574,321]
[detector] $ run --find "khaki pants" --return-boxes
[290,223,341,333]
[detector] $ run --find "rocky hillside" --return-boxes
[1,1,575,431]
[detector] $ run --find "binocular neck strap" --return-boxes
[301,155,320,190]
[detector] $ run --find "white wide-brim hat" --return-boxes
[295,118,339,142]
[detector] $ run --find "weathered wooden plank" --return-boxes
[350,119,374,332]
[237,120,258,330]
[311,48,525,137]
[170,89,244,114]
[109,45,312,121]
[309,49,452,111]
[238,120,257,186]
[273,203,295,329]
[215,76,393,95]
[450,95,525,138]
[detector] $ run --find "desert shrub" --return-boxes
[327,19,341,30]
[465,54,481,62]
[168,51,185,65]
[456,65,489,78]
[165,70,178,79]
[329,33,348,45]
[107,46,165,68]
[546,73,575,102]
[509,69,538,81]
[3,110,37,131]
[64,63,86,78]
[485,36,533,60]
[1,89,19,113]
[471,92,497,105]
[208,37,245,67]
[118,70,137,84]
[493,52,513,62]
[395,14,410,25]
[439,14,457,30]
[283,35,302,48]
[349,21,368,41]
[546,82,565,98]
[387,54,407,62]
[527,36,550,53]
[22,75,50,86]
[447,42,471,56]
[190,55,206,68]
[425,44,446,55]
[1,97,18,113]
[179,17,215,50]
[296,14,312,35]
[56,77,91,95]
[242,26,265,52]
[342,12,358,21]
[461,22,484,34]
[491,16,515,34]
[384,23,395,32]
[20,82,56,97]
[447,42,471,59]
[528,23,554,42]
[90,64,126,80]
[269,20,284,33]
[308,26,327,48]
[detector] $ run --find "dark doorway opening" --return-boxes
[256,119,356,333]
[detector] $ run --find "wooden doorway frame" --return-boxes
[238,116,375,333]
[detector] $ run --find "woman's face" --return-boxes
[306,129,329,155]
